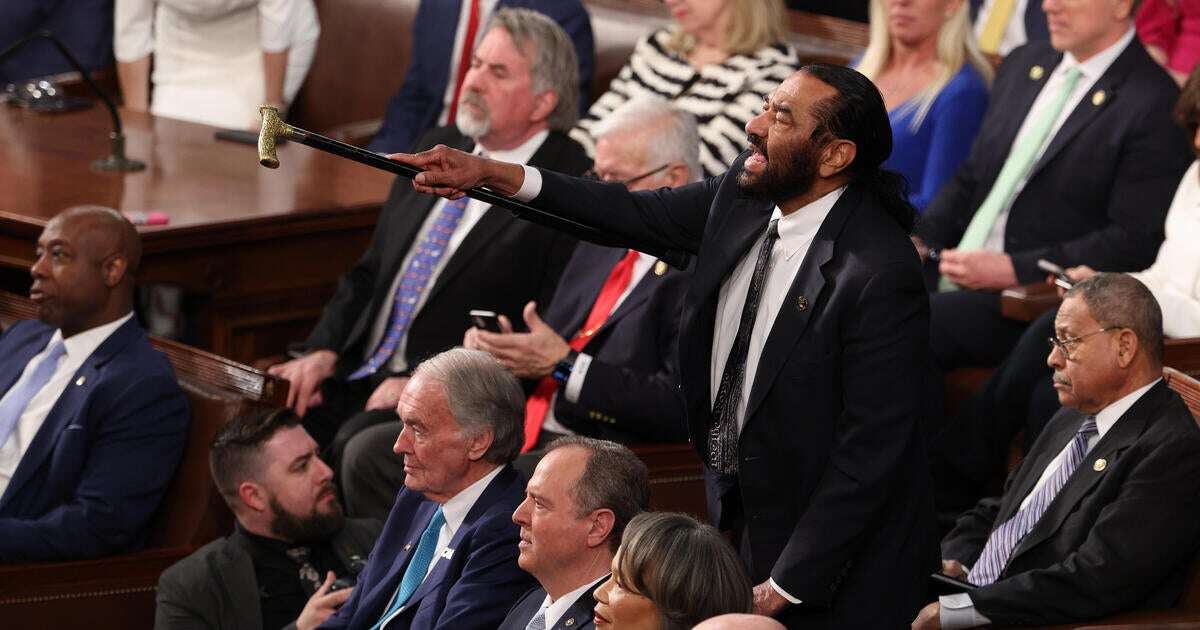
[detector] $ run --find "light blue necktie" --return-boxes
[969,416,1098,585]
[371,507,446,630]
[0,339,66,449]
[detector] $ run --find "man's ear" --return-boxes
[1115,329,1140,369]
[102,254,129,288]
[238,481,269,513]
[664,163,691,188]
[586,508,616,549]
[819,139,856,178]
[529,90,559,124]
[466,428,495,462]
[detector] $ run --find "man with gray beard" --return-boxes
[267,8,590,484]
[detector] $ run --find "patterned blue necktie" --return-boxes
[371,507,446,630]
[350,196,470,380]
[969,416,1098,585]
[0,339,66,449]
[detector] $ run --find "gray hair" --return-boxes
[1064,272,1164,367]
[591,96,702,183]
[545,436,649,552]
[412,348,524,464]
[488,8,579,132]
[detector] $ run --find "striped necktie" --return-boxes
[969,416,1098,585]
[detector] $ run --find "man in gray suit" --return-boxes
[155,410,381,630]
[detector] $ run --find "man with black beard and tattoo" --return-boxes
[393,64,937,629]
[156,409,382,630]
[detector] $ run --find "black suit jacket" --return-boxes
[541,243,689,443]
[497,580,601,630]
[943,381,1200,626]
[155,519,382,630]
[915,39,1190,283]
[305,127,588,378]
[532,157,936,628]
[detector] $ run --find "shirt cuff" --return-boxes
[513,165,543,202]
[563,353,591,404]
[939,593,991,629]
[768,578,802,605]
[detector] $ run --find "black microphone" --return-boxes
[0,30,145,172]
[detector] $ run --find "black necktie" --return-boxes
[708,219,779,473]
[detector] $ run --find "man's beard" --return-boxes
[737,133,821,203]
[455,91,492,140]
[268,492,345,544]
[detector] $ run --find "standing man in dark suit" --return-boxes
[0,206,188,562]
[912,0,1191,382]
[318,348,534,630]
[268,9,589,471]
[396,64,936,628]
[499,437,649,630]
[367,0,594,155]
[914,273,1200,628]
[156,409,381,630]
[969,0,1048,57]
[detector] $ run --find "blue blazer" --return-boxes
[497,582,601,630]
[0,318,188,562]
[367,0,595,154]
[319,464,535,630]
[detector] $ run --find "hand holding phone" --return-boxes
[1036,258,1075,290]
[469,309,503,333]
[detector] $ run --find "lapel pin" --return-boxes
[1029,65,1045,80]
[796,295,809,312]
[404,543,414,552]
[564,618,576,627]
[1093,458,1107,472]
[75,376,86,386]
[1092,90,1106,106]
[653,260,668,277]
[440,548,454,559]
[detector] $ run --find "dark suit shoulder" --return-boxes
[158,535,243,591]
[537,130,592,175]
[836,186,925,271]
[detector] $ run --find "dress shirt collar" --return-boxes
[1093,377,1161,439]
[476,129,549,165]
[539,575,607,629]
[58,311,134,362]
[439,464,503,534]
[1058,27,1135,82]
[772,186,846,262]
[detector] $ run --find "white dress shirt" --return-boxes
[364,129,550,374]
[543,250,657,435]
[940,378,1160,629]
[437,0,500,128]
[972,0,1030,56]
[533,575,607,629]
[0,312,134,497]
[982,28,1136,252]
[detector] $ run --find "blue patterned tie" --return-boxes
[371,507,446,630]
[350,197,470,380]
[969,416,1098,585]
[0,339,66,449]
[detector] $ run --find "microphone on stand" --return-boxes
[0,29,145,172]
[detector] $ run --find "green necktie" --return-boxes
[940,66,1083,292]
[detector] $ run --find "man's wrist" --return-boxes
[552,350,579,384]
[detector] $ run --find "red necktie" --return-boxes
[522,250,641,452]
[445,0,481,125]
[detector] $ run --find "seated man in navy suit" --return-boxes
[498,436,649,630]
[318,348,534,630]
[0,205,188,562]
[914,274,1200,628]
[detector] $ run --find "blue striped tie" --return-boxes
[371,507,446,630]
[969,416,1098,585]
[350,197,470,380]
[0,339,66,449]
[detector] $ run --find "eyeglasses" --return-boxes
[1046,327,1121,360]
[583,163,672,186]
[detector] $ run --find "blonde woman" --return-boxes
[857,0,992,211]
[572,0,800,178]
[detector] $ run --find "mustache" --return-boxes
[460,90,488,113]
[747,133,768,160]
[1053,373,1071,387]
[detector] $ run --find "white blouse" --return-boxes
[1132,160,1200,338]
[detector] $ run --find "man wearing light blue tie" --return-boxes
[318,348,533,630]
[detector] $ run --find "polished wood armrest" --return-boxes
[628,443,707,520]
[1166,339,1200,378]
[1000,283,1063,322]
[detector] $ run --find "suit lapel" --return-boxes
[222,531,267,630]
[559,247,627,339]
[996,408,1081,525]
[740,187,859,427]
[1029,43,1136,178]
[1009,381,1167,561]
[0,325,53,396]
[0,319,140,510]
[595,262,661,337]
[991,49,1058,172]
[553,576,604,630]
[361,502,433,619]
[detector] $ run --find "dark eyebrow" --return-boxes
[289,451,312,470]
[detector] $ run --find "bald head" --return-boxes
[31,206,141,337]
[693,614,787,630]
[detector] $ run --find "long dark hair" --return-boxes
[800,63,916,232]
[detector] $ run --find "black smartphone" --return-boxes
[929,572,975,594]
[1036,258,1074,290]
[469,309,502,333]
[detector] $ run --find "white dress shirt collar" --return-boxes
[59,312,135,361]
[477,129,549,164]
[774,186,846,261]
[1058,27,1135,82]
[1093,377,1161,440]
[538,575,607,629]
[440,464,503,529]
